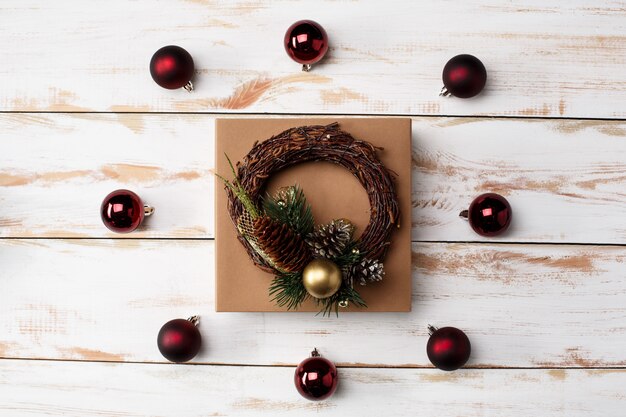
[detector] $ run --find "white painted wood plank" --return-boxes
[0,114,214,238]
[2,114,626,244]
[412,117,626,243]
[1,239,624,367]
[1,1,625,117]
[0,359,623,417]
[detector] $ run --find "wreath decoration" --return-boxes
[218,123,400,315]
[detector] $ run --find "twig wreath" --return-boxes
[218,122,400,315]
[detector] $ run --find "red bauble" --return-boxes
[101,189,153,233]
[294,349,338,401]
[150,45,194,91]
[426,326,471,371]
[461,193,512,237]
[284,20,329,71]
[157,316,202,363]
[441,54,487,98]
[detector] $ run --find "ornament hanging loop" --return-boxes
[311,348,320,357]
[459,209,469,219]
[183,81,194,92]
[144,205,155,217]
[427,324,438,336]
[302,64,312,72]
[439,86,451,97]
[187,315,200,326]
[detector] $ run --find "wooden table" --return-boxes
[1,1,625,415]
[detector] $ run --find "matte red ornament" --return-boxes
[100,189,154,233]
[284,20,329,71]
[157,316,202,363]
[426,325,471,371]
[460,193,512,237]
[440,54,487,98]
[294,349,338,401]
[150,45,194,91]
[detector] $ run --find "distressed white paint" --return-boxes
[0,114,214,238]
[0,359,623,417]
[0,1,626,117]
[2,114,626,244]
[0,239,624,367]
[1,1,625,414]
[412,117,626,243]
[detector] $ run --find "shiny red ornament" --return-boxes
[284,20,329,71]
[157,316,202,363]
[440,54,487,98]
[294,349,338,401]
[150,45,194,91]
[460,193,512,237]
[100,189,153,233]
[426,325,471,371]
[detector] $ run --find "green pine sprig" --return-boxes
[269,271,310,310]
[263,185,314,236]
[316,284,367,317]
[332,241,363,267]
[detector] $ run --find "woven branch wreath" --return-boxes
[219,122,400,315]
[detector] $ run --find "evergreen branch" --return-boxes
[316,284,367,317]
[269,271,310,310]
[333,241,363,267]
[263,185,314,236]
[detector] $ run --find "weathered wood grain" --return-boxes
[0,113,214,238]
[412,117,626,243]
[2,114,626,243]
[1,1,626,117]
[1,359,624,417]
[1,1,624,414]
[1,239,625,367]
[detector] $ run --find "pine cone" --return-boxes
[253,215,312,273]
[305,219,355,259]
[350,258,385,286]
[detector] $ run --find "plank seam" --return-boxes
[1,111,626,123]
[1,357,625,370]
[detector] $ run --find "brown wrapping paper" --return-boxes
[215,118,412,312]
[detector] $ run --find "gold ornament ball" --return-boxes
[302,259,342,299]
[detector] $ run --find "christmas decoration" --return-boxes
[440,54,487,98]
[150,45,194,91]
[157,316,202,363]
[306,219,355,259]
[302,258,343,299]
[460,193,512,237]
[100,189,154,233]
[294,348,338,401]
[284,20,329,71]
[426,325,471,371]
[220,163,312,274]
[252,215,313,273]
[349,258,385,286]
[218,123,399,315]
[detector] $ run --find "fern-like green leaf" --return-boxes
[215,154,260,219]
